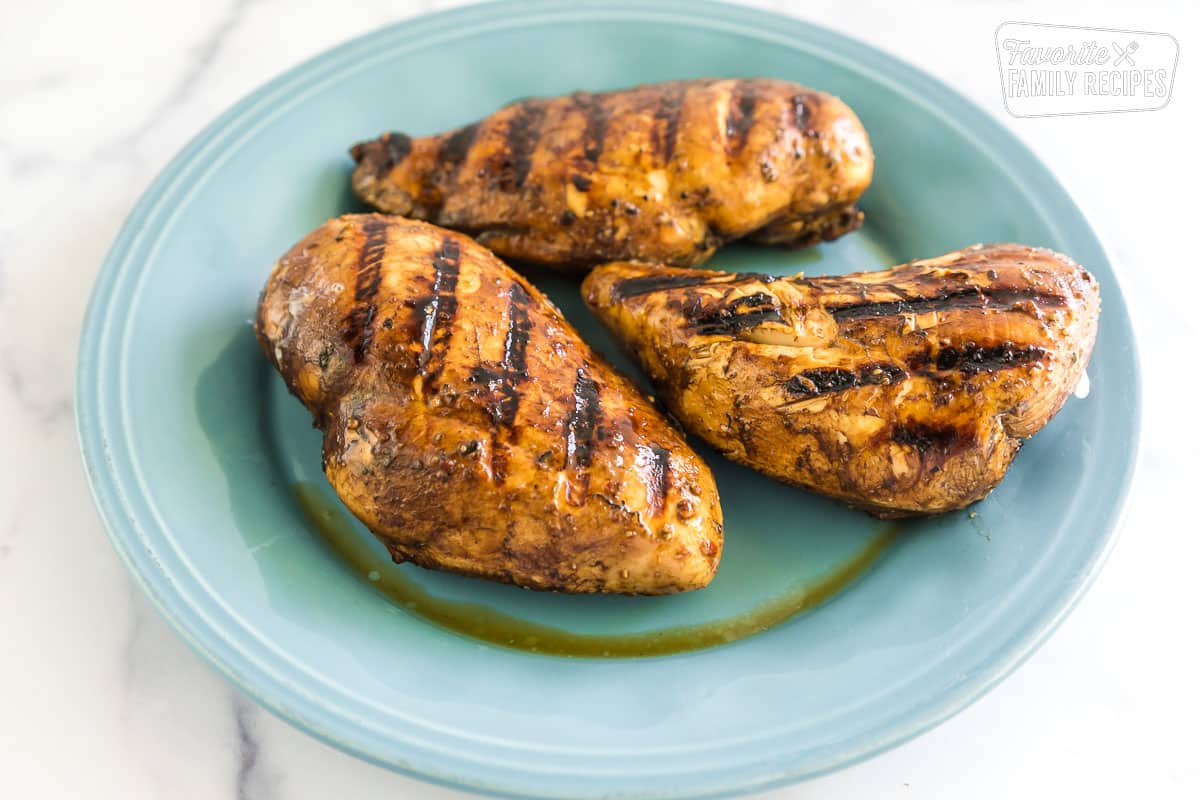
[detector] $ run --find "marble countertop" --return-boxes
[1,0,1196,797]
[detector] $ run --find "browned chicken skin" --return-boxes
[583,244,1100,517]
[257,214,722,593]
[350,79,873,272]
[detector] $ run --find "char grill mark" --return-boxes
[386,132,413,165]
[509,105,544,189]
[791,93,817,135]
[487,283,534,426]
[565,368,601,470]
[343,216,389,363]
[502,101,545,190]
[417,236,462,378]
[652,85,686,165]
[577,93,608,166]
[610,271,775,300]
[612,273,725,299]
[784,363,908,398]
[436,122,481,194]
[467,281,535,428]
[641,444,671,518]
[437,123,480,166]
[927,343,1048,374]
[827,287,1067,321]
[501,283,533,380]
[724,82,758,155]
[783,343,1048,401]
[690,292,784,335]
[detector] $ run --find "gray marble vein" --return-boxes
[101,0,257,159]
[234,694,277,800]
[120,582,148,693]
[0,137,42,180]
[0,355,72,425]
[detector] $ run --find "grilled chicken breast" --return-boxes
[257,214,722,593]
[583,244,1100,517]
[350,78,873,271]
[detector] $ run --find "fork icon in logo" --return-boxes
[1113,40,1139,66]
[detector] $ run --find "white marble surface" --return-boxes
[1,0,1197,797]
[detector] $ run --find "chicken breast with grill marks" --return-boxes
[583,244,1100,517]
[257,214,722,593]
[350,78,872,271]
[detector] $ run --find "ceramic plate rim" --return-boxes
[76,1,1143,796]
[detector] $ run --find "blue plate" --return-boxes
[76,1,1141,796]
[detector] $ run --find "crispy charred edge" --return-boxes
[882,420,986,511]
[416,236,462,380]
[751,203,865,249]
[779,415,1004,518]
[501,100,546,190]
[468,281,534,427]
[342,216,389,363]
[826,286,1067,321]
[689,292,784,335]
[780,418,989,518]
[781,343,1049,400]
[608,270,777,300]
[889,422,975,458]
[349,131,412,177]
[385,539,696,595]
[565,367,601,470]
[792,205,865,248]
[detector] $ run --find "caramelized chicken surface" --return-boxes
[583,244,1100,517]
[350,78,873,272]
[257,214,722,593]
